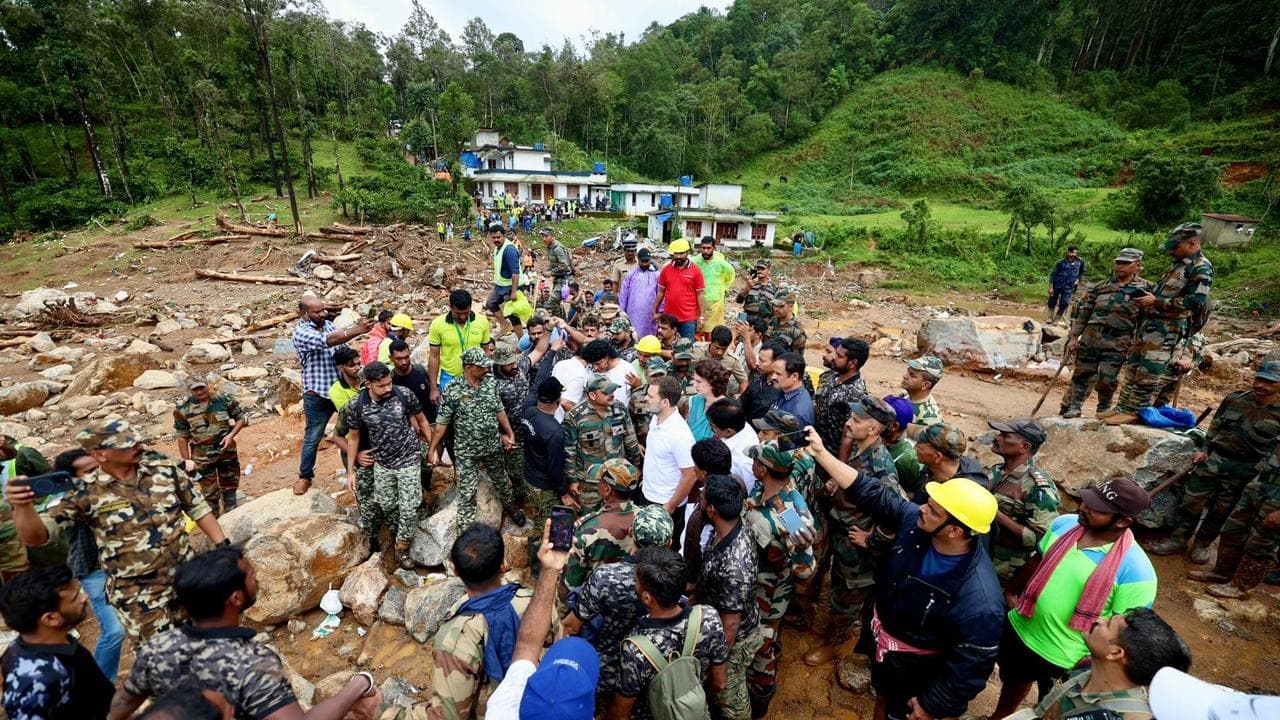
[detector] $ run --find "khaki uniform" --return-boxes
[427,587,534,720]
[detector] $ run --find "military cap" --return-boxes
[608,317,631,334]
[748,441,795,473]
[187,378,209,390]
[538,226,555,236]
[77,419,142,451]
[461,347,492,368]
[847,396,898,427]
[645,358,671,376]
[622,237,638,249]
[586,374,619,394]
[588,458,639,493]
[752,408,801,434]
[919,422,967,458]
[1164,222,1202,250]
[673,338,696,362]
[906,355,944,382]
[598,303,622,320]
[988,417,1047,447]
[754,258,772,269]
[1256,359,1280,382]
[493,343,520,366]
[1115,248,1144,263]
[633,504,674,547]
[774,286,796,303]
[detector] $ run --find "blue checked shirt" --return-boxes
[292,319,339,395]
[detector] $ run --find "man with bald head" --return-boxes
[291,295,374,495]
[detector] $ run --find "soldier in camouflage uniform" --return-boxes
[765,286,807,354]
[7,419,227,643]
[1154,331,1207,407]
[1107,222,1214,423]
[431,348,524,533]
[609,316,639,362]
[492,343,531,506]
[630,357,669,444]
[563,504,673,705]
[736,258,778,326]
[1060,248,1153,418]
[561,459,640,602]
[986,418,1060,584]
[539,226,575,319]
[752,410,819,516]
[900,356,944,427]
[1151,360,1280,561]
[743,442,816,717]
[671,339,698,405]
[562,375,642,513]
[173,379,247,516]
[814,337,870,455]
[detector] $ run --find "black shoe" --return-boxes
[510,509,528,527]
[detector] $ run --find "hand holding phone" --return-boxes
[778,429,810,448]
[550,505,577,551]
[777,507,804,535]
[22,471,76,499]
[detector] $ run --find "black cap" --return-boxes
[987,417,1047,447]
[536,376,564,403]
[1080,477,1151,519]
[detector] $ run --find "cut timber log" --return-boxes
[243,312,299,333]
[313,253,362,263]
[194,269,306,285]
[319,223,371,235]
[166,230,201,243]
[216,215,291,238]
[134,235,249,249]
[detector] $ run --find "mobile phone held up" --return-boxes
[779,429,810,448]
[550,505,577,551]
[24,471,76,498]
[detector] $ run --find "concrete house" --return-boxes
[644,182,778,249]
[1200,213,1260,248]
[459,130,609,205]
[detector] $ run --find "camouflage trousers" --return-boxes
[359,464,422,544]
[1063,346,1126,413]
[1219,477,1280,561]
[1115,322,1180,412]
[749,576,794,703]
[791,519,870,634]
[597,650,622,709]
[455,450,516,533]
[501,444,526,505]
[108,576,184,643]
[1171,452,1258,544]
[194,447,240,515]
[717,625,765,720]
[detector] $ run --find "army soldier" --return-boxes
[431,348,523,531]
[540,227,575,318]
[742,442,816,718]
[609,317,638,362]
[986,418,1060,586]
[630,357,669,444]
[0,435,51,582]
[694,325,748,396]
[672,339,699,405]
[561,459,640,603]
[765,287,806,354]
[8,419,227,643]
[1060,248,1153,418]
[493,343,535,506]
[1191,432,1280,598]
[1106,222,1213,424]
[1154,331,1207,407]
[900,356,944,427]
[173,379,247,515]
[563,376,643,514]
[736,258,778,326]
[813,338,871,454]
[1150,360,1280,561]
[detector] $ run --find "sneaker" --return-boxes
[1062,408,1081,419]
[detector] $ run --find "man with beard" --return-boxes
[986,418,1060,589]
[694,236,736,334]
[108,547,383,720]
[813,338,870,455]
[1,565,114,719]
[619,248,661,339]
[652,238,706,340]
[735,259,778,327]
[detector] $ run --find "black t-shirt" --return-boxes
[520,404,566,494]
[392,363,436,421]
[2,637,114,720]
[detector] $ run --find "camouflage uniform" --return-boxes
[699,522,763,720]
[812,370,869,452]
[1217,441,1280,565]
[904,356,944,427]
[346,386,425,544]
[437,356,517,532]
[427,586,534,720]
[562,392,642,514]
[910,394,943,427]
[740,443,816,709]
[1026,669,1154,720]
[41,421,211,643]
[629,359,669,445]
[540,238,575,318]
[619,605,729,720]
[173,391,245,514]
[988,457,1060,582]
[1154,332,1207,407]
[693,342,748,396]
[1062,270,1154,414]
[493,347,531,505]
[765,314,807,355]
[1114,247,1213,413]
[126,623,298,716]
[738,270,778,325]
[561,459,641,600]
[335,405,377,538]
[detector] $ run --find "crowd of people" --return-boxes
[1,220,1277,720]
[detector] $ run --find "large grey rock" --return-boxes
[38,364,74,380]
[409,479,503,567]
[219,487,340,544]
[378,585,408,626]
[184,343,232,365]
[0,383,50,416]
[277,650,316,709]
[379,676,420,708]
[24,332,56,353]
[272,338,297,357]
[154,319,182,336]
[332,308,360,329]
[133,370,180,390]
[66,356,157,396]
[243,514,369,624]
[125,339,162,355]
[917,315,1042,371]
[11,288,70,317]
[403,576,466,643]
[228,367,268,381]
[339,553,389,626]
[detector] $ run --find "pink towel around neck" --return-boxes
[1015,523,1134,632]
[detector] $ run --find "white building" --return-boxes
[610,183,702,216]
[459,130,609,205]
[641,181,778,249]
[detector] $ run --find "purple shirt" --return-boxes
[619,264,660,339]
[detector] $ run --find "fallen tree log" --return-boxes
[305,232,358,243]
[319,223,371,235]
[134,235,250,249]
[243,312,299,333]
[166,229,201,243]
[194,269,306,285]
[314,253,362,263]
[216,215,292,238]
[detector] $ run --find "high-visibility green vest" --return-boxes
[493,239,516,287]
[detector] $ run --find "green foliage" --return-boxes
[1115,152,1222,231]
[10,180,126,233]
[123,214,160,231]
[333,163,470,225]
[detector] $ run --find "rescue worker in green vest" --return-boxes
[0,435,51,582]
[483,222,521,326]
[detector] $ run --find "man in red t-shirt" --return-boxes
[652,238,706,340]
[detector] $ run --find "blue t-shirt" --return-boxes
[921,547,966,578]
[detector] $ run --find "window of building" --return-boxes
[715,222,739,240]
[751,223,768,240]
[685,220,702,238]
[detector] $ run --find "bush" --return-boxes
[333,163,470,224]
[1107,152,1221,231]
[12,180,127,233]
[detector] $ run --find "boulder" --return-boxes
[219,487,341,544]
[403,576,466,643]
[312,264,335,280]
[277,651,316,709]
[242,340,259,357]
[409,479,503,567]
[220,313,246,330]
[125,339,162,355]
[0,422,31,440]
[313,670,356,704]
[333,308,360,329]
[0,383,50,416]
[133,370,181,390]
[154,319,182,336]
[339,553,389,626]
[917,315,1042,371]
[184,343,232,365]
[272,338,297,357]
[11,288,70,318]
[63,395,106,413]
[89,300,120,315]
[228,367,268,381]
[38,364,74,380]
[145,400,171,417]
[243,514,369,624]
[378,585,408,626]
[66,356,157,396]
[24,332,56,353]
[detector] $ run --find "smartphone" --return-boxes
[736,312,749,323]
[778,429,810,448]
[777,507,804,535]
[550,505,576,551]
[24,471,76,498]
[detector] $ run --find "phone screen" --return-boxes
[550,505,576,551]
[780,429,810,448]
[777,507,803,535]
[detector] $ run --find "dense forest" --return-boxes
[0,0,1277,238]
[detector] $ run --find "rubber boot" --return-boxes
[750,693,774,719]
[1062,406,1082,419]
[1190,541,1243,584]
[804,622,852,666]
[1187,537,1214,565]
[1207,556,1273,599]
[506,506,528,527]
[221,490,238,513]
[1148,530,1191,556]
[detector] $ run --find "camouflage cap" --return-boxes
[1115,247,1144,263]
[774,286,797,304]
[748,441,794,473]
[906,355,944,382]
[1164,221,1202,250]
[76,418,143,451]
[1256,359,1280,382]
[493,343,520,366]
[673,338,696,362]
[588,458,639,493]
[645,358,671,376]
[848,396,898,427]
[754,258,772,269]
[919,422,967,458]
[632,504,674,547]
[609,316,632,334]
[599,303,622,320]
[586,374,619,394]
[752,408,801,434]
[461,347,493,368]
[988,417,1047,447]
[538,226,555,236]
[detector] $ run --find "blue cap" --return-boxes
[519,637,599,720]
[883,395,914,429]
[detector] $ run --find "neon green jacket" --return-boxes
[694,251,736,301]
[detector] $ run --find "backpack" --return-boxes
[627,605,707,720]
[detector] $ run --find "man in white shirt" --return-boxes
[706,397,760,494]
[552,348,591,421]
[581,339,638,406]
[642,375,698,545]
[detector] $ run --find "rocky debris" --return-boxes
[503,524,532,570]
[379,585,408,626]
[0,382,50,416]
[918,315,1042,371]
[410,479,503,567]
[38,364,74,380]
[154,319,182,335]
[836,654,872,694]
[133,369,181,390]
[243,514,369,624]
[220,313,246,330]
[219,487,341,544]
[340,553,390,626]
[65,356,156,396]
[404,576,466,643]
[272,338,297,357]
[11,287,71,317]
[183,343,232,364]
[125,339,162,355]
[333,308,360,329]
[228,367,269,381]
[145,400,171,417]
[242,340,259,356]
[277,651,317,708]
[24,332,56,353]
[313,264,335,280]
[379,676,420,709]
[313,670,356,704]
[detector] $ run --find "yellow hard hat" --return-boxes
[668,238,691,253]
[924,479,998,534]
[389,313,414,330]
[635,335,663,354]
